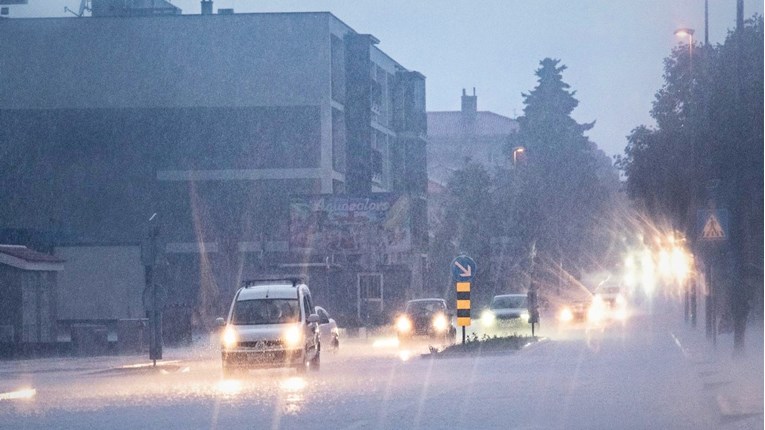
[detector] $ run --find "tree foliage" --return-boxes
[617,16,764,346]
[429,58,621,305]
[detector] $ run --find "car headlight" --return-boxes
[480,310,496,327]
[396,316,412,333]
[588,304,605,323]
[520,311,530,322]
[283,325,303,348]
[432,314,448,332]
[222,326,238,349]
[559,307,574,322]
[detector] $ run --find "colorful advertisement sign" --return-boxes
[289,194,411,253]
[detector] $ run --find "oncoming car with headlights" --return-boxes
[588,285,628,324]
[557,300,589,325]
[395,298,456,343]
[217,278,321,376]
[481,294,530,329]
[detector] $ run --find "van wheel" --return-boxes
[309,345,321,371]
[222,360,241,378]
[295,350,308,374]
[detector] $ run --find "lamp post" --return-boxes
[512,146,525,166]
[674,28,695,77]
[675,27,696,327]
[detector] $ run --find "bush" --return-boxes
[430,333,535,356]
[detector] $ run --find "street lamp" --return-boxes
[674,28,695,77]
[512,146,525,166]
[675,27,696,327]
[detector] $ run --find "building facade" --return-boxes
[427,89,518,185]
[0,245,64,356]
[0,10,427,334]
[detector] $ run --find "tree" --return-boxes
[618,16,763,352]
[507,59,618,292]
[429,59,621,308]
[429,162,496,304]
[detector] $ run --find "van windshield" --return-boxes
[231,299,300,325]
[491,296,527,310]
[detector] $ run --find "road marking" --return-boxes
[669,332,689,358]
[0,388,35,401]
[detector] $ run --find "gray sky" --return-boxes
[10,0,763,158]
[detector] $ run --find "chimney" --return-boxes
[461,87,477,122]
[201,0,212,15]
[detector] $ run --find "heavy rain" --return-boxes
[0,1,762,429]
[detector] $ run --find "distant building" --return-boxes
[0,245,64,356]
[423,90,519,296]
[0,9,427,334]
[427,89,518,185]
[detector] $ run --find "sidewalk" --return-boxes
[670,316,763,429]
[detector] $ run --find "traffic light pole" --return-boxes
[145,213,163,365]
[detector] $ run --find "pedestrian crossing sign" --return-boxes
[697,209,729,242]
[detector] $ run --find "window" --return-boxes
[332,108,346,173]
[331,35,346,103]
[357,273,383,319]
[231,299,300,325]
[317,308,330,324]
[303,293,314,317]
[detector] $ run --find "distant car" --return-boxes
[589,285,628,323]
[395,298,456,343]
[217,278,321,376]
[481,294,530,328]
[315,306,340,351]
[557,300,589,324]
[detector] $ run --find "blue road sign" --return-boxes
[451,255,476,282]
[697,209,729,241]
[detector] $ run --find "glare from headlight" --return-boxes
[559,307,574,322]
[481,310,496,327]
[588,304,605,323]
[520,311,530,322]
[222,326,238,349]
[283,325,303,348]
[396,316,412,333]
[432,314,448,332]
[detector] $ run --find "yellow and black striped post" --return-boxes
[451,254,476,344]
[456,282,471,326]
[456,281,471,343]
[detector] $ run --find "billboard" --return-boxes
[289,194,411,254]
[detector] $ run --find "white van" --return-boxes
[217,278,321,376]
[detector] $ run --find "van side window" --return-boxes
[303,294,314,318]
[318,308,330,324]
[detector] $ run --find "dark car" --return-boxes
[557,300,589,324]
[395,298,456,343]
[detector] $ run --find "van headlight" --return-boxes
[283,325,303,348]
[520,311,530,322]
[222,326,238,349]
[432,314,448,333]
[396,316,412,333]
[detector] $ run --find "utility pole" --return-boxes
[731,0,747,354]
[142,213,165,365]
[704,0,709,46]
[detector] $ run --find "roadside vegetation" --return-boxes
[427,333,537,357]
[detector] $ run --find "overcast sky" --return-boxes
[10,0,763,158]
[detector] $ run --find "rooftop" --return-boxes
[0,245,65,271]
[427,111,518,138]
